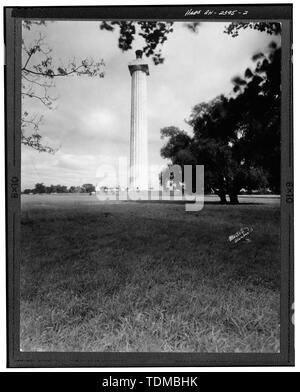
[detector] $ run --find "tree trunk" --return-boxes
[229,193,239,204]
[218,192,227,204]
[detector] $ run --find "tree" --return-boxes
[33,183,46,194]
[22,20,105,153]
[100,21,280,65]
[68,185,84,193]
[100,21,174,65]
[68,186,76,193]
[224,22,281,38]
[160,42,280,204]
[82,184,96,194]
[99,21,205,65]
[228,43,281,193]
[190,44,280,202]
[160,126,196,192]
[160,127,194,165]
[54,185,67,193]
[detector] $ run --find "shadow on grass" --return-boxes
[129,200,262,205]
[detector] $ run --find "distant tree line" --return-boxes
[22,183,96,194]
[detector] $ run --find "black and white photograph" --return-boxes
[5,4,294,367]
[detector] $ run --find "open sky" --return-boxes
[21,21,280,190]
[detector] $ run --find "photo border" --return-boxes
[5,4,294,367]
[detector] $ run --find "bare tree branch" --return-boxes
[22,20,105,153]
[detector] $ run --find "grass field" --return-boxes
[20,194,280,352]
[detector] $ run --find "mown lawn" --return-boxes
[20,194,280,352]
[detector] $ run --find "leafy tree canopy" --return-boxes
[99,21,200,65]
[160,42,281,203]
[224,22,281,38]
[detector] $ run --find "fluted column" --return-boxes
[128,50,149,190]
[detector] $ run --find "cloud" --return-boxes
[22,21,280,189]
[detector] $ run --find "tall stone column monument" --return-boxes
[128,50,149,190]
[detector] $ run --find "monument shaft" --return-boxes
[129,51,149,190]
